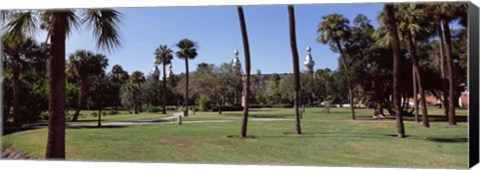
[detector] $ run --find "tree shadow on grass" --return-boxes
[66,125,128,129]
[425,137,468,143]
[2,126,42,136]
[355,115,468,123]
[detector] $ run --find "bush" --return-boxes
[212,104,244,112]
[272,104,293,108]
[144,105,163,112]
[108,110,121,115]
[249,104,272,108]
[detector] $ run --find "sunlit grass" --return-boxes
[2,107,468,168]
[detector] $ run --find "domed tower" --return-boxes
[304,46,315,75]
[150,64,160,81]
[232,49,242,75]
[167,64,174,78]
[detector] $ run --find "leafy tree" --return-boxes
[68,50,108,121]
[175,39,198,117]
[317,13,356,120]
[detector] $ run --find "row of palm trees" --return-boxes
[0,2,465,158]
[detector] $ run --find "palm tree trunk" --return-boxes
[12,58,21,126]
[335,40,355,120]
[442,18,456,125]
[412,66,419,122]
[46,12,67,159]
[386,4,405,138]
[238,6,251,138]
[409,35,429,128]
[162,63,167,114]
[288,5,302,134]
[72,75,87,121]
[184,58,189,117]
[437,23,449,118]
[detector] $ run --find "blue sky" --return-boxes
[62,3,386,75]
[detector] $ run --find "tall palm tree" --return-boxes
[396,4,431,128]
[288,5,302,135]
[237,6,251,138]
[2,9,122,159]
[69,50,108,121]
[175,39,198,117]
[154,45,173,114]
[436,3,467,125]
[317,13,356,120]
[386,4,405,138]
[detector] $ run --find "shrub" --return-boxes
[272,104,293,108]
[212,104,244,112]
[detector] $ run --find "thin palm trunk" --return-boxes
[386,4,405,138]
[12,58,21,126]
[413,66,419,122]
[442,18,456,125]
[46,12,67,159]
[288,5,302,134]
[72,75,87,121]
[184,58,189,117]
[437,23,449,118]
[408,35,429,128]
[238,6,251,138]
[162,63,167,114]
[335,40,355,120]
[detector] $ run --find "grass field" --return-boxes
[2,107,469,168]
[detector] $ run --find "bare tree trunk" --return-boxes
[335,40,355,120]
[288,5,302,135]
[162,63,167,114]
[437,23,449,118]
[184,58,189,117]
[46,12,67,159]
[12,59,21,126]
[409,36,429,128]
[442,19,456,125]
[386,4,405,138]
[238,6,251,138]
[72,76,87,121]
[413,66,419,122]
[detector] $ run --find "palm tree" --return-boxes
[317,13,356,120]
[237,6,251,138]
[386,4,405,138]
[154,45,173,114]
[130,71,146,113]
[175,39,198,117]
[69,50,108,121]
[287,5,302,135]
[436,3,467,125]
[396,4,431,128]
[2,9,122,158]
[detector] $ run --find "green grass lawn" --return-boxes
[2,107,468,168]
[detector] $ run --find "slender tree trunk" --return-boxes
[162,63,167,114]
[97,106,102,127]
[12,58,21,126]
[408,36,429,128]
[72,75,87,121]
[413,66,419,122]
[184,58,189,117]
[442,18,456,125]
[46,12,67,159]
[238,6,251,138]
[335,40,355,120]
[437,23,449,118]
[288,5,302,134]
[386,4,405,138]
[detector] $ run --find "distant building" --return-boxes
[150,65,160,81]
[167,64,174,79]
[304,46,315,75]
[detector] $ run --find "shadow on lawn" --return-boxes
[66,125,128,129]
[355,115,468,123]
[426,137,468,143]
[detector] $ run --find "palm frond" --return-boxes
[3,11,39,45]
[82,9,122,52]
